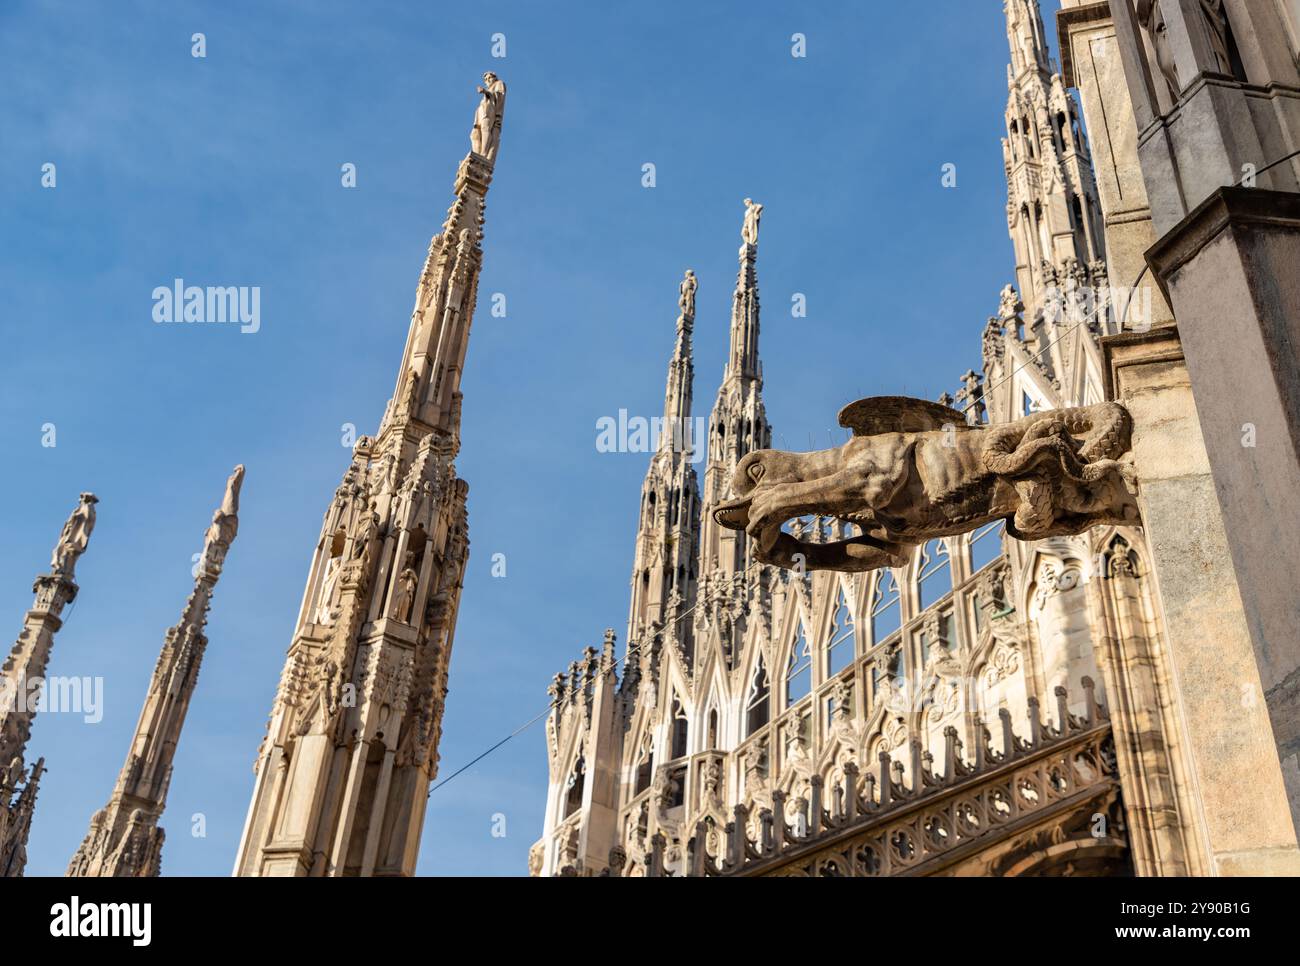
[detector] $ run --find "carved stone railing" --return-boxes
[645,678,1119,877]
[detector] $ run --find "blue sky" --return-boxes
[0,0,1062,875]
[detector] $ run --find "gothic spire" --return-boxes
[728,198,763,382]
[68,466,244,878]
[1005,0,1053,80]
[626,271,702,650]
[662,269,696,435]
[1000,0,1104,307]
[698,199,771,582]
[380,70,507,456]
[0,492,97,877]
[236,75,503,877]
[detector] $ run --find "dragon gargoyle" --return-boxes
[712,396,1139,573]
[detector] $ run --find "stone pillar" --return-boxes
[576,632,623,872]
[1104,324,1300,874]
[1143,186,1300,829]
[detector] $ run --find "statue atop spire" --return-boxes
[741,197,763,249]
[678,269,697,332]
[2,493,98,876]
[200,464,243,576]
[470,71,507,163]
[49,492,97,577]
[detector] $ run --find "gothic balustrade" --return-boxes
[643,677,1117,876]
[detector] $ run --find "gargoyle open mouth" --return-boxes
[711,495,752,531]
[713,490,909,571]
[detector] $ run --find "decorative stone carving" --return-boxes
[741,197,763,248]
[50,492,97,576]
[389,567,418,624]
[712,397,1139,573]
[469,71,506,162]
[1137,0,1235,101]
[998,284,1024,324]
[983,641,1023,689]
[678,269,697,324]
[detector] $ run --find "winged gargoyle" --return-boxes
[712,396,1139,573]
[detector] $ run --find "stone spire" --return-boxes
[989,0,1110,417]
[626,271,702,654]
[0,492,97,877]
[234,74,505,877]
[727,198,763,381]
[1001,0,1104,308]
[0,757,43,877]
[67,466,243,878]
[698,199,771,581]
[663,269,695,432]
[1005,0,1052,79]
[379,70,506,455]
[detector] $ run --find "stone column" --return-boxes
[1142,186,1300,830]
[1104,324,1300,874]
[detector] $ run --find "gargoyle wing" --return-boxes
[837,396,972,436]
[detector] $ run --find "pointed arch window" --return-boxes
[745,657,770,737]
[826,588,855,677]
[970,520,1005,574]
[707,708,719,749]
[635,743,653,796]
[670,694,689,759]
[564,757,585,817]
[785,624,813,707]
[870,571,901,644]
[918,540,952,610]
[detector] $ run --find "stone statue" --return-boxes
[712,396,1139,573]
[201,464,244,570]
[1198,0,1233,76]
[1138,0,1233,100]
[50,492,98,576]
[470,71,507,162]
[741,198,763,247]
[315,556,341,625]
[390,567,419,624]
[678,269,697,321]
[998,284,1024,323]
